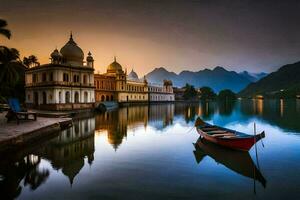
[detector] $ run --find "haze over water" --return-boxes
[1,100,300,199]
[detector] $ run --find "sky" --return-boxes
[1,0,300,76]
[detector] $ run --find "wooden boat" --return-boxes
[195,117,265,151]
[193,138,266,188]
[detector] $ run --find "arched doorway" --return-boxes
[101,95,105,101]
[111,95,113,101]
[106,95,109,101]
[74,92,79,103]
[84,92,88,103]
[42,92,47,104]
[65,91,70,103]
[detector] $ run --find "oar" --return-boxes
[260,132,265,148]
[253,122,258,194]
[254,123,261,169]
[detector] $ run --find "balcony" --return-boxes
[26,81,94,87]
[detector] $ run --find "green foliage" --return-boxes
[183,83,198,100]
[218,89,236,101]
[200,86,216,100]
[0,46,26,102]
[0,19,11,39]
[23,55,39,68]
[239,61,300,98]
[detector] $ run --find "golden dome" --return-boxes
[107,56,123,73]
[60,33,84,66]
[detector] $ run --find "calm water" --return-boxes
[1,99,300,199]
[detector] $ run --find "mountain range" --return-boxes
[145,67,267,93]
[239,61,300,97]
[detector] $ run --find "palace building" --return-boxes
[94,58,174,103]
[25,33,95,110]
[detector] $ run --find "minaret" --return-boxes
[86,51,94,68]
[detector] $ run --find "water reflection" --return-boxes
[0,117,95,198]
[1,100,300,199]
[95,104,175,150]
[36,117,95,185]
[0,155,49,199]
[193,137,266,188]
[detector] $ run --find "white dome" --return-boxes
[128,69,139,80]
[60,33,84,66]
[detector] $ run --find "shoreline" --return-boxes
[0,112,72,152]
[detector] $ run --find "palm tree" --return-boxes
[0,19,11,39]
[0,46,25,99]
[28,55,39,67]
[23,56,31,68]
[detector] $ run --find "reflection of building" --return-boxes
[173,87,185,100]
[25,33,95,110]
[36,117,95,185]
[95,104,174,150]
[94,58,174,103]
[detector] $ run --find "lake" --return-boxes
[1,99,300,199]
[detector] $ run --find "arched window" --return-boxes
[74,92,79,103]
[65,91,70,103]
[49,72,53,81]
[83,75,87,84]
[111,95,113,101]
[73,75,77,82]
[84,92,88,103]
[42,73,47,81]
[101,95,105,101]
[106,95,109,101]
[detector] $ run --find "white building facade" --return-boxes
[25,33,95,110]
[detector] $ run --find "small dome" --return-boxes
[60,33,84,66]
[86,51,94,62]
[51,48,62,59]
[107,56,123,73]
[128,69,139,80]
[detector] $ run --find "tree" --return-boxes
[200,86,216,100]
[218,89,236,101]
[0,46,26,101]
[183,83,198,100]
[0,19,11,39]
[23,55,39,68]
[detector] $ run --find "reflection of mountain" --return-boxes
[193,138,266,188]
[239,99,300,132]
[35,117,95,185]
[0,155,49,199]
[95,104,174,150]
[175,100,300,133]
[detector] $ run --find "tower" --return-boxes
[86,51,94,68]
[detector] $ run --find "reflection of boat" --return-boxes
[195,117,265,151]
[193,138,267,188]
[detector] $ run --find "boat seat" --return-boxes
[211,133,235,137]
[222,135,238,139]
[207,130,228,134]
[202,128,219,131]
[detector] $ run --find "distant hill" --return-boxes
[239,71,268,82]
[146,66,266,93]
[239,61,300,98]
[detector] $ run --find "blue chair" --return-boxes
[6,98,37,124]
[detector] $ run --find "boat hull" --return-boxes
[196,128,264,151]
